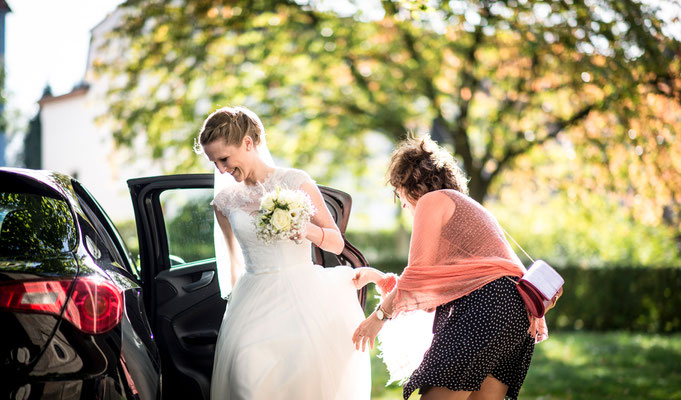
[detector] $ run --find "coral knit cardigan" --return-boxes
[392,189,548,342]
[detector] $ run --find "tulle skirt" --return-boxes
[210,264,371,400]
[378,310,435,385]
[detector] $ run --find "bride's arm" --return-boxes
[214,205,244,286]
[300,181,345,255]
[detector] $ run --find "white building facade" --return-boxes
[38,9,162,222]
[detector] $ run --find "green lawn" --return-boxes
[369,331,681,400]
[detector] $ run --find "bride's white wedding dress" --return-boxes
[210,167,371,400]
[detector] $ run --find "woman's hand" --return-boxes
[376,273,397,296]
[352,313,385,352]
[545,287,563,313]
[352,267,384,289]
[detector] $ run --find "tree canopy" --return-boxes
[99,0,681,225]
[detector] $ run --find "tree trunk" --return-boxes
[467,170,488,204]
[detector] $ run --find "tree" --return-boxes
[99,0,681,211]
[22,111,42,169]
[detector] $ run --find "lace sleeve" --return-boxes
[210,188,231,216]
[282,168,316,190]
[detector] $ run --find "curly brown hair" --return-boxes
[387,136,469,204]
[194,106,264,153]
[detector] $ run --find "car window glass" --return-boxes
[76,196,136,278]
[159,188,215,269]
[0,192,77,259]
[72,183,139,279]
[78,216,116,264]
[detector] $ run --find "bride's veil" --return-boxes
[213,119,275,299]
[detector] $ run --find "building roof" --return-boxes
[38,83,90,106]
[0,1,11,13]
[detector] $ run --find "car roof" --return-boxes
[0,167,77,202]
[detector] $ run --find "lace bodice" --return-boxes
[212,167,315,213]
[211,167,316,274]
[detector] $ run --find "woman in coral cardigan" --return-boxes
[353,136,554,400]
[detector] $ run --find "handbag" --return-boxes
[516,260,564,318]
[503,230,565,318]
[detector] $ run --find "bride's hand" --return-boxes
[289,223,310,243]
[352,313,385,352]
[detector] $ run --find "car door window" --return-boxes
[73,185,139,280]
[159,188,215,268]
[77,198,132,273]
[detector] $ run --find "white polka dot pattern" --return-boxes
[403,277,534,399]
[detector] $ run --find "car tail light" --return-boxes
[0,278,123,334]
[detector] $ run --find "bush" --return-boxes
[546,266,681,333]
[345,229,409,263]
[368,260,681,333]
[488,192,681,269]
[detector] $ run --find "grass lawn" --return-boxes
[369,331,681,399]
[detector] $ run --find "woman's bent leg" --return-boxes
[468,375,508,400]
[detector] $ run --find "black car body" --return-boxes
[1,168,368,399]
[0,168,160,400]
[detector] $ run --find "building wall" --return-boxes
[38,8,162,223]
[40,90,137,222]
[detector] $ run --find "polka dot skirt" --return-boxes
[403,277,534,399]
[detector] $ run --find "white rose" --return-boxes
[261,195,275,211]
[270,208,292,232]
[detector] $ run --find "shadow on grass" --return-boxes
[522,331,681,399]
[370,331,681,400]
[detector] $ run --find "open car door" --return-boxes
[128,173,368,400]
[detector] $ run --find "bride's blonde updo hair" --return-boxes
[196,106,264,151]
[388,135,469,204]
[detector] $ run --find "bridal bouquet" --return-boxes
[255,186,316,244]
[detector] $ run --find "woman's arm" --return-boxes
[299,181,345,255]
[352,289,398,351]
[352,267,386,289]
[214,205,244,286]
[377,285,397,316]
[352,192,457,351]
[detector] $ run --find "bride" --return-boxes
[196,106,372,399]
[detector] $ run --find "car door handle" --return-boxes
[182,271,215,292]
[182,331,219,345]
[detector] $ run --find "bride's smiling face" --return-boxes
[203,137,254,182]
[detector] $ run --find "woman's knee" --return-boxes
[468,375,508,400]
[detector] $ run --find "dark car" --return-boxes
[0,168,368,399]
